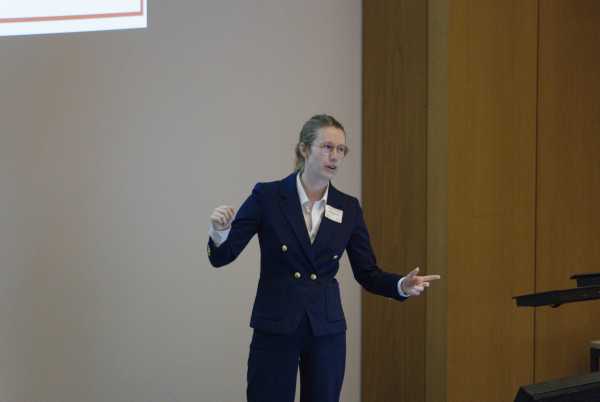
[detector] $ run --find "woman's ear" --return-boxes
[299,143,309,159]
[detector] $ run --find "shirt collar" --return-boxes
[296,172,328,207]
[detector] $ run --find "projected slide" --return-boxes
[0,0,147,37]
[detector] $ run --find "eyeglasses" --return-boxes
[315,142,349,157]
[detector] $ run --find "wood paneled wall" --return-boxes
[447,1,538,401]
[426,0,448,401]
[363,0,600,401]
[535,0,600,382]
[362,1,428,402]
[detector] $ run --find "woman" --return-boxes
[208,114,439,402]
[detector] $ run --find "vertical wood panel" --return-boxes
[363,1,428,401]
[535,0,600,382]
[447,1,537,401]
[426,0,448,401]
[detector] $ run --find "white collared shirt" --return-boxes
[296,172,328,243]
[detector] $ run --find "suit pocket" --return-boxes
[252,283,285,321]
[325,285,345,322]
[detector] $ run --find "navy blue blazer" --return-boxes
[208,172,406,336]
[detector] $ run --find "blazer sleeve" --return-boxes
[346,198,407,301]
[207,183,262,267]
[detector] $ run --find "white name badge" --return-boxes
[325,205,343,223]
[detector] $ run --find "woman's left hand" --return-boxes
[401,267,441,296]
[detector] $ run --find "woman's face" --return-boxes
[303,126,347,182]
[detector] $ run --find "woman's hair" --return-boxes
[294,114,345,172]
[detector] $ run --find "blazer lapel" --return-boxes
[279,173,315,266]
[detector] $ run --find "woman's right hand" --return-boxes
[210,205,236,231]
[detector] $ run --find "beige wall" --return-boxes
[0,2,363,401]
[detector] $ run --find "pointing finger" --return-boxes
[420,275,441,282]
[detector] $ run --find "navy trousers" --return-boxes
[246,313,346,402]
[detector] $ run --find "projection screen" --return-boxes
[0,0,147,37]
